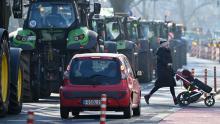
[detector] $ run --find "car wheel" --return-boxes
[123,103,132,118]
[60,107,69,119]
[72,111,80,117]
[133,103,141,116]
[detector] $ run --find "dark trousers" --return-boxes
[149,86,176,98]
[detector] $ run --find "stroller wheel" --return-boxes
[177,92,190,107]
[204,96,215,107]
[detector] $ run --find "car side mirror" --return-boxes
[94,3,101,14]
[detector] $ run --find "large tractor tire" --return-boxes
[137,51,151,83]
[21,52,40,102]
[20,53,32,102]
[40,67,51,98]
[0,29,10,117]
[8,48,23,114]
[40,80,51,98]
[31,58,41,101]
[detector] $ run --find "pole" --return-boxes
[191,68,195,77]
[27,111,34,124]
[100,94,107,124]
[214,66,217,92]
[204,69,207,97]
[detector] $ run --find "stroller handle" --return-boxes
[176,73,191,85]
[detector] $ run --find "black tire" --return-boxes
[21,52,40,102]
[20,53,32,102]
[31,81,40,102]
[123,103,132,118]
[60,107,69,119]
[204,95,215,107]
[133,104,141,116]
[8,48,23,114]
[40,80,51,98]
[0,30,10,117]
[72,110,80,117]
[137,52,149,83]
[31,57,41,101]
[177,91,190,107]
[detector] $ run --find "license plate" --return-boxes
[83,99,101,106]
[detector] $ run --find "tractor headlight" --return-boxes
[15,35,36,41]
[15,35,22,41]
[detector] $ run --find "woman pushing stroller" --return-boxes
[144,39,178,105]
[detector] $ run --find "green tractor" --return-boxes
[0,0,23,117]
[11,0,101,101]
[166,22,187,71]
[136,20,155,82]
[91,15,139,71]
[92,15,155,83]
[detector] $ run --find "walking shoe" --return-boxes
[144,94,150,104]
[173,97,178,105]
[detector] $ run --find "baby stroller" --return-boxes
[175,69,215,107]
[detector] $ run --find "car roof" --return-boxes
[73,53,126,59]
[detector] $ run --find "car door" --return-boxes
[123,57,140,105]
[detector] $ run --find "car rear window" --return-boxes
[69,57,121,85]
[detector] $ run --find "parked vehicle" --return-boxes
[0,0,23,117]
[60,53,141,119]
[10,0,101,101]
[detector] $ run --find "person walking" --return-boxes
[144,39,178,105]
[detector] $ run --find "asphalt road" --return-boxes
[1,55,220,124]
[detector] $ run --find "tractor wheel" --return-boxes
[40,79,51,98]
[8,48,23,114]
[31,60,40,101]
[20,53,32,102]
[0,31,10,117]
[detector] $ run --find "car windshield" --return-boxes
[28,2,75,28]
[69,58,121,85]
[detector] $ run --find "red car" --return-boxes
[60,53,141,119]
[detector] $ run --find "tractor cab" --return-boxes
[26,1,76,29]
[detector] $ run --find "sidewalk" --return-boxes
[159,95,220,124]
[157,56,220,124]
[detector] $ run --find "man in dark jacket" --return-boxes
[144,39,178,105]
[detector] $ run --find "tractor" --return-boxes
[10,0,101,101]
[0,0,23,117]
[92,14,155,83]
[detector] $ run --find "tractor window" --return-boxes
[127,22,138,41]
[106,21,120,41]
[140,24,151,39]
[28,2,76,28]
